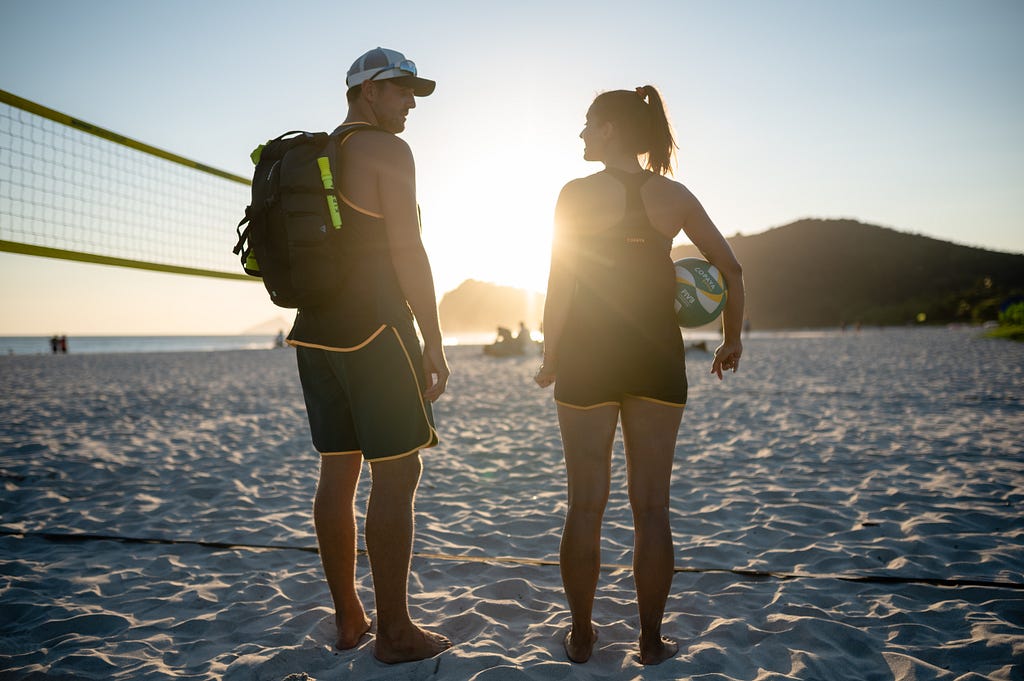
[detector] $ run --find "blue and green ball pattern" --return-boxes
[674,257,727,327]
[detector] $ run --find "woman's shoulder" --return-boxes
[562,170,610,189]
[641,174,703,237]
[559,170,620,200]
[644,172,687,192]
[556,172,624,230]
[566,170,690,196]
[643,173,698,206]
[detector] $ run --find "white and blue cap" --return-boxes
[346,47,435,97]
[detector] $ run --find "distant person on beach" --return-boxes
[535,85,745,665]
[516,321,531,347]
[284,47,450,663]
[50,335,59,354]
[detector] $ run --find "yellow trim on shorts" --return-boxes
[555,396,686,410]
[555,399,620,410]
[389,326,440,454]
[287,324,388,352]
[625,394,687,408]
[368,446,424,463]
[321,448,424,462]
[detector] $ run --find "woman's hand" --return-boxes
[534,361,557,388]
[711,340,742,380]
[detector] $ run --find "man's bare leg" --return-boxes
[314,453,372,649]
[366,452,451,663]
[556,403,618,663]
[621,397,683,665]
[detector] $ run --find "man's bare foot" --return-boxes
[335,613,372,650]
[638,635,678,665]
[374,625,451,664]
[563,626,597,663]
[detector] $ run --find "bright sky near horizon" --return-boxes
[1,0,1022,335]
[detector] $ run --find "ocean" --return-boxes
[0,335,282,356]
[1,328,861,356]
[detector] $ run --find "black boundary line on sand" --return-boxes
[3,528,1022,592]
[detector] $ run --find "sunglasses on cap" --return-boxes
[369,59,417,82]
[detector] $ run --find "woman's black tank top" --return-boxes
[565,168,681,354]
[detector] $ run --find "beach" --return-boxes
[1,326,1021,680]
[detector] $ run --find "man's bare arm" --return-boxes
[375,135,449,399]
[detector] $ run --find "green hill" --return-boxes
[671,219,1024,329]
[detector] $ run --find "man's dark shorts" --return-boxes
[294,323,438,461]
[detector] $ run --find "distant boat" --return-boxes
[483,340,541,357]
[483,337,541,357]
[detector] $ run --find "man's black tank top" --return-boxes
[288,129,412,350]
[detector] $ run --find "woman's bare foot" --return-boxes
[374,625,451,664]
[335,613,372,650]
[563,626,597,663]
[638,635,678,665]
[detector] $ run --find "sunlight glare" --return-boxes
[422,152,565,296]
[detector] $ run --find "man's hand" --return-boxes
[422,344,450,401]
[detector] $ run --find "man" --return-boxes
[286,47,450,663]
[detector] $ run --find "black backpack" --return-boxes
[233,123,371,308]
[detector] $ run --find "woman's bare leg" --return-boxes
[556,403,619,662]
[621,397,684,665]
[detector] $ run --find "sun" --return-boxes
[413,108,593,300]
[421,162,563,298]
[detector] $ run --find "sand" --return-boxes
[1,326,1021,680]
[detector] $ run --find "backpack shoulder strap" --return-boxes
[324,123,378,174]
[330,122,380,144]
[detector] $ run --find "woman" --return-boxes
[535,85,744,665]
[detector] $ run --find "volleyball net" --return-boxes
[0,89,252,281]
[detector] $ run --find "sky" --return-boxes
[1,0,1022,335]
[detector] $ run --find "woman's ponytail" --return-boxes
[589,85,678,176]
[637,85,677,176]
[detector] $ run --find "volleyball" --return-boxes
[674,257,728,327]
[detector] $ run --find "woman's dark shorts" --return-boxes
[554,329,687,409]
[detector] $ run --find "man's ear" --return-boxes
[361,80,377,103]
